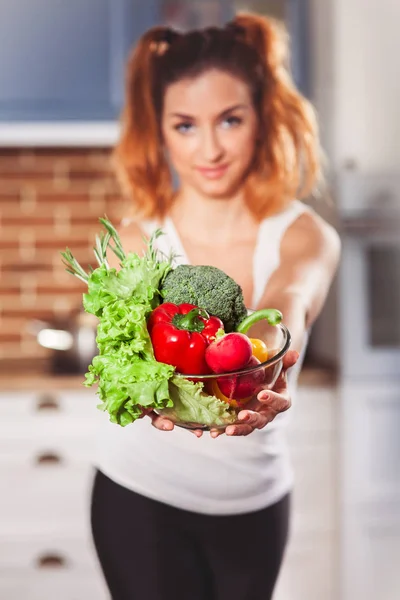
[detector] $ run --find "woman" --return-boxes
[91,13,340,600]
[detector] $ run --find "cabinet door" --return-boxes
[0,0,160,121]
[340,511,400,600]
[340,382,400,505]
[339,382,400,600]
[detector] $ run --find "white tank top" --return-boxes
[95,200,308,515]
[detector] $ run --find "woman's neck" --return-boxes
[169,187,258,246]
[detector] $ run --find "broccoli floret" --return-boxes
[161,265,248,332]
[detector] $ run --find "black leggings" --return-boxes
[91,469,291,600]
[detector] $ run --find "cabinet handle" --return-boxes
[35,452,63,465]
[36,394,60,411]
[36,553,67,569]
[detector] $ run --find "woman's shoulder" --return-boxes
[282,203,341,264]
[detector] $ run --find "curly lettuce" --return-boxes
[85,348,175,426]
[62,220,177,426]
[163,376,236,427]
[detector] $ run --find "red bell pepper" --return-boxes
[148,303,224,375]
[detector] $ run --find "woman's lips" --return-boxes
[196,164,229,180]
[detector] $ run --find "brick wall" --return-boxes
[0,147,127,372]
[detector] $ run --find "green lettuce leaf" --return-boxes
[81,230,175,425]
[162,376,236,427]
[94,299,150,355]
[83,252,171,318]
[85,345,175,426]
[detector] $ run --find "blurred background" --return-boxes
[0,1,399,599]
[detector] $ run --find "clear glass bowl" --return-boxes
[157,318,291,431]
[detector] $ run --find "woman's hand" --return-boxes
[210,350,299,438]
[143,349,298,437]
[145,411,205,437]
[140,409,176,432]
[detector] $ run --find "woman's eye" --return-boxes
[221,116,242,129]
[174,122,194,134]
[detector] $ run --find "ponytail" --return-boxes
[112,27,180,220]
[229,14,321,217]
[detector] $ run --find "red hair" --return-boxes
[113,13,321,220]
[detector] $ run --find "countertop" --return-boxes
[0,366,336,392]
[0,373,91,392]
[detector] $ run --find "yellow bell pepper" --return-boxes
[249,338,269,362]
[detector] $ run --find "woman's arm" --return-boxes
[221,211,341,437]
[257,210,341,353]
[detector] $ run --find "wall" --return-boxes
[332,0,400,171]
[310,0,400,172]
[0,148,124,371]
[306,0,400,366]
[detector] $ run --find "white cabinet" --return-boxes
[340,510,400,600]
[274,385,338,600]
[274,531,338,600]
[339,382,400,600]
[0,532,103,597]
[340,382,400,505]
[0,387,109,600]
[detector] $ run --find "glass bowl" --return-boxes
[157,318,291,431]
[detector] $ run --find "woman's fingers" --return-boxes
[148,411,175,431]
[238,410,267,428]
[210,427,225,438]
[225,423,254,436]
[234,389,291,433]
[144,352,299,438]
[210,393,290,437]
[139,408,154,419]
[191,429,204,437]
[147,412,205,436]
[209,352,300,438]
[256,388,291,415]
[282,349,300,371]
[144,353,300,437]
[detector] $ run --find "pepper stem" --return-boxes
[236,309,282,334]
[172,308,210,333]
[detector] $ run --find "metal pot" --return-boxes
[28,311,98,374]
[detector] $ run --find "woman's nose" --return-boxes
[200,127,224,163]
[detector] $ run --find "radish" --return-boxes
[205,332,253,373]
[217,355,265,400]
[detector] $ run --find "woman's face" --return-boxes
[161,69,258,199]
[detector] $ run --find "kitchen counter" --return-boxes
[0,366,336,392]
[0,373,91,392]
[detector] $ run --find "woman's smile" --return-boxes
[195,163,230,179]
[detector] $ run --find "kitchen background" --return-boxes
[0,1,399,599]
